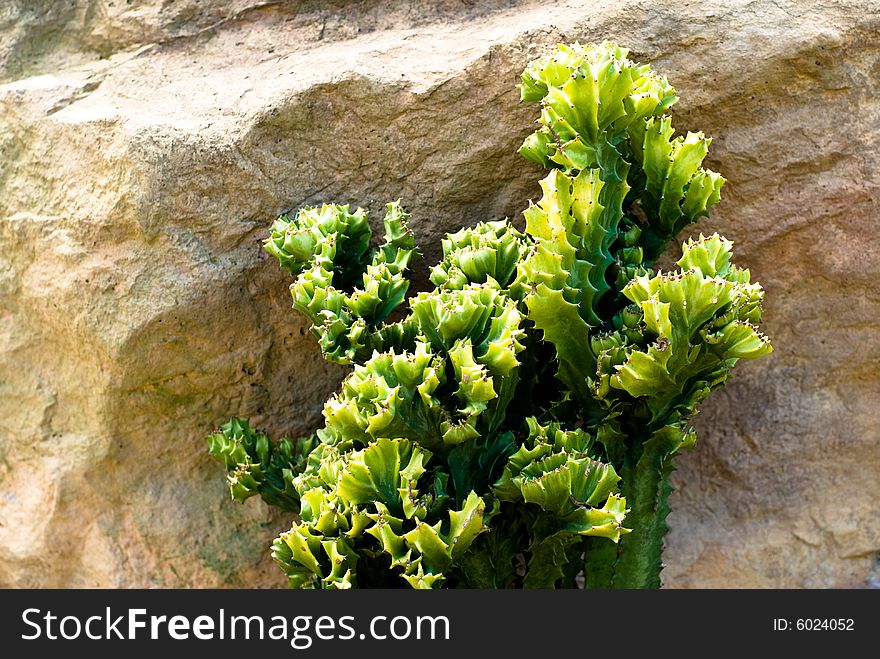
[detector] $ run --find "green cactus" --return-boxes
[207,41,771,588]
[265,201,419,364]
[207,418,316,512]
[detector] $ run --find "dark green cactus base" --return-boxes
[585,442,675,589]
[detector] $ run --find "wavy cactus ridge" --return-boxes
[430,220,530,291]
[207,41,771,589]
[518,42,677,171]
[271,435,498,588]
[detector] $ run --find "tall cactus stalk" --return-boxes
[207,42,771,589]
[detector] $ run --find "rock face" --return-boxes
[1,0,878,588]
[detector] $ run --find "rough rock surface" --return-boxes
[1,0,878,588]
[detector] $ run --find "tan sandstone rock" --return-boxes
[0,0,878,587]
